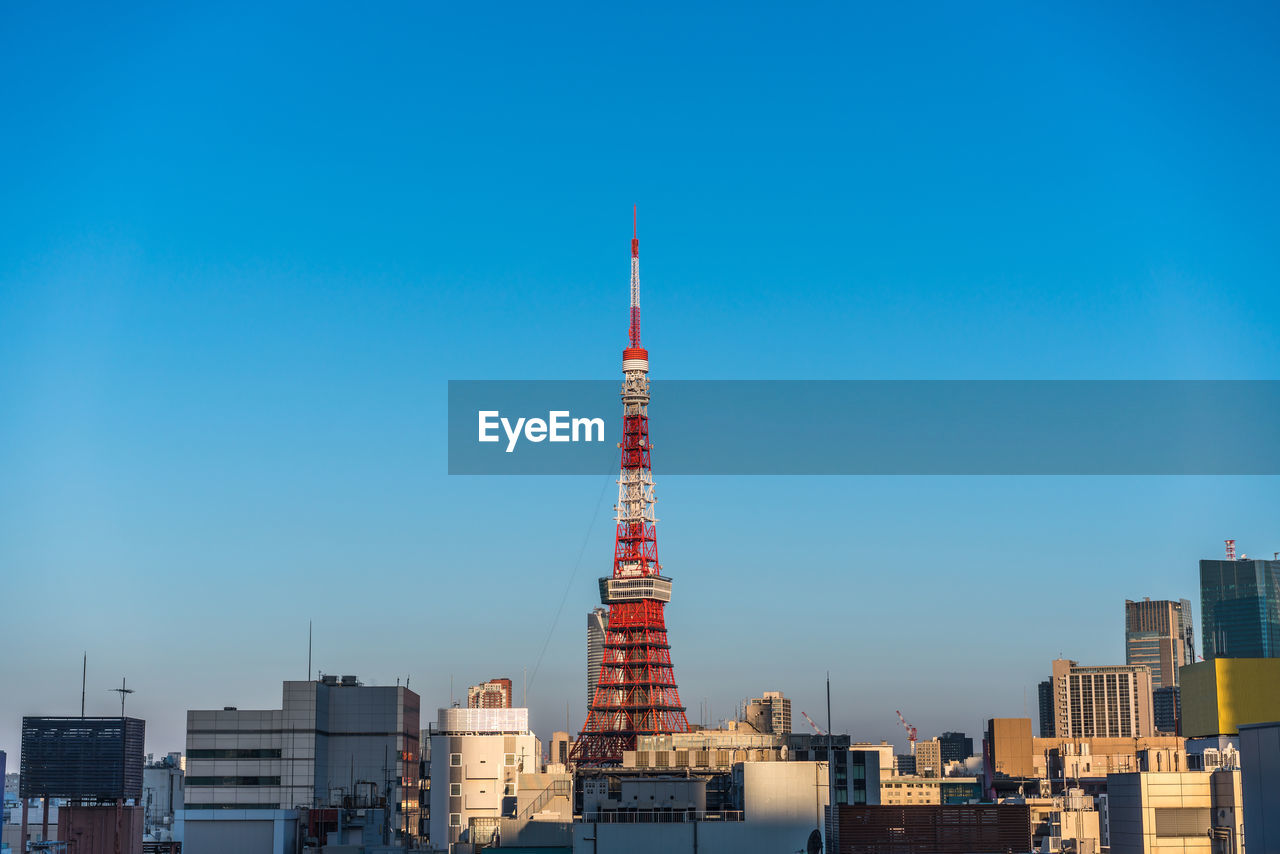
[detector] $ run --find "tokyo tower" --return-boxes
[571,211,689,765]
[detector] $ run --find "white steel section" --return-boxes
[631,254,640,311]
[614,362,657,579]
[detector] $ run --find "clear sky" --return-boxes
[2,1,1278,758]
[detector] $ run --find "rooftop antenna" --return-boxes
[307,620,312,682]
[109,677,134,717]
[826,672,833,736]
[81,653,87,718]
[1225,539,1236,560]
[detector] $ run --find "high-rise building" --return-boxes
[1048,659,1155,739]
[1200,554,1280,659]
[179,676,421,852]
[466,678,513,709]
[938,732,973,764]
[1152,686,1180,735]
[1037,680,1055,737]
[1124,598,1194,688]
[744,692,792,735]
[912,739,942,778]
[586,607,608,712]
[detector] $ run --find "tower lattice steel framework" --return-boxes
[571,211,689,765]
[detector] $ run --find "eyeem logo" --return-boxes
[478,410,606,453]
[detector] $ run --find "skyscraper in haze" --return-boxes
[1200,556,1280,659]
[586,607,608,711]
[1125,598,1194,688]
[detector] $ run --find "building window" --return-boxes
[449,813,462,827]
[449,783,461,797]
[505,753,516,766]
[450,753,462,767]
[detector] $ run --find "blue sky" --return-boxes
[1,1,1278,756]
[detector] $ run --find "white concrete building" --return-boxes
[428,706,540,850]
[142,755,184,841]
[573,761,828,854]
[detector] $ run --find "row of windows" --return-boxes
[187,749,283,759]
[184,803,281,810]
[186,776,282,787]
[448,753,518,767]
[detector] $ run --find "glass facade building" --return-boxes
[1200,559,1280,660]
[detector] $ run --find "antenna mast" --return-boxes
[109,677,135,718]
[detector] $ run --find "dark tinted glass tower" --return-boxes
[1037,680,1055,737]
[1200,559,1280,660]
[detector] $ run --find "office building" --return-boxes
[1048,659,1155,738]
[1180,657,1280,737]
[19,717,146,854]
[586,607,608,711]
[1125,597,1194,689]
[467,678,513,709]
[178,675,421,853]
[428,706,540,849]
[1200,555,1280,659]
[1152,685,1180,734]
[1238,720,1280,854]
[912,738,942,778]
[744,692,792,735]
[938,731,973,764]
[1037,680,1056,737]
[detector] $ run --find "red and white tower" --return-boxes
[571,211,689,765]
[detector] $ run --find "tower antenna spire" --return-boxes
[629,207,641,346]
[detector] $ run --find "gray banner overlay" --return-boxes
[448,381,1280,475]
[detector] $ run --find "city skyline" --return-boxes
[3,0,1279,767]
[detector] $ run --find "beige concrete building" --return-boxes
[987,717,1036,778]
[879,776,981,805]
[913,738,942,778]
[1050,659,1155,738]
[1106,769,1242,854]
[743,691,792,735]
[1031,736,1188,780]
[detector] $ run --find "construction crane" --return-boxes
[800,711,826,735]
[895,710,918,754]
